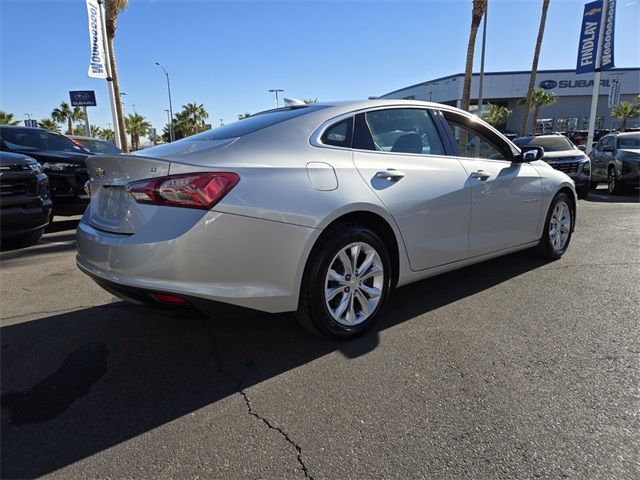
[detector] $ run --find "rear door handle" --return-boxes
[470,170,491,181]
[375,169,405,181]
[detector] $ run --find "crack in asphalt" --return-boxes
[199,318,313,480]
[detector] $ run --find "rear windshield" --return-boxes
[618,133,640,149]
[0,127,85,153]
[184,106,326,141]
[514,135,574,152]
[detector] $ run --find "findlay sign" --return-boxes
[576,0,616,74]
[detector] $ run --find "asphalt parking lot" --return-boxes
[1,188,639,479]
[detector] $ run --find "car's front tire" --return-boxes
[576,183,589,199]
[297,225,392,340]
[534,192,573,260]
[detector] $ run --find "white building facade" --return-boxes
[378,68,639,134]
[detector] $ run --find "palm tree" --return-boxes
[99,128,116,143]
[38,118,61,133]
[461,0,487,112]
[0,111,20,125]
[105,0,129,152]
[303,98,319,104]
[483,104,512,129]
[90,125,103,138]
[238,113,252,120]
[519,0,550,136]
[177,102,209,137]
[124,113,151,151]
[51,101,84,135]
[611,101,640,131]
[519,89,556,134]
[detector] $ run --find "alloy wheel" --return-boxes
[548,201,571,251]
[324,242,384,326]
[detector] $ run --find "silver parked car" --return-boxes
[77,100,577,339]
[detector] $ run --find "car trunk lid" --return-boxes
[86,155,171,234]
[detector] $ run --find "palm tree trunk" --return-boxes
[67,117,73,135]
[519,0,550,136]
[621,118,627,131]
[532,107,540,134]
[107,37,129,152]
[461,20,481,112]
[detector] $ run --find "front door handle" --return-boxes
[470,170,491,181]
[375,169,405,181]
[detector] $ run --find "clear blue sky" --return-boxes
[1,0,639,132]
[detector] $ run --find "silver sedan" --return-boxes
[76,100,576,339]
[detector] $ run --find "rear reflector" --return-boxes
[127,172,239,210]
[152,293,188,304]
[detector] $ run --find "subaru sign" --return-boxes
[69,90,97,107]
[539,80,557,90]
[576,1,603,74]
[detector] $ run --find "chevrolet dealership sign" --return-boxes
[576,0,616,74]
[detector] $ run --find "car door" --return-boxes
[351,108,471,271]
[591,135,613,181]
[440,110,542,257]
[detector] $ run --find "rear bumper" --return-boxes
[0,199,52,239]
[76,210,319,313]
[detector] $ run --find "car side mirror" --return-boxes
[515,146,544,163]
[577,144,587,152]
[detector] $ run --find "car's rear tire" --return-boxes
[608,166,623,195]
[534,192,573,260]
[296,224,392,340]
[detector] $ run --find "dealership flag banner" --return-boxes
[85,0,107,79]
[576,0,616,74]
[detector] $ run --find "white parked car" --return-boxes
[77,100,576,339]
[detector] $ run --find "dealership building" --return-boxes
[378,67,640,134]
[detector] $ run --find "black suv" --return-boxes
[0,151,52,247]
[0,126,94,215]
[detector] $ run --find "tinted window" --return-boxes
[618,133,640,149]
[321,117,353,148]
[364,109,445,155]
[76,138,122,155]
[184,106,326,141]
[0,128,85,153]
[599,136,613,150]
[446,121,507,160]
[442,112,510,160]
[515,136,574,152]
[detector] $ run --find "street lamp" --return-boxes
[120,92,127,115]
[155,62,175,142]
[268,89,284,109]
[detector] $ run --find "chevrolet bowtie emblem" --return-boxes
[95,168,106,178]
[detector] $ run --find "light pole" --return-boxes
[269,89,284,109]
[156,62,175,142]
[120,92,127,115]
[477,3,488,117]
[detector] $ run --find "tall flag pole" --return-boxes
[85,0,122,148]
[576,0,616,153]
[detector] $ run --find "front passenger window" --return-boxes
[446,122,506,160]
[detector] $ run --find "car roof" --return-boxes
[68,135,102,140]
[0,125,47,132]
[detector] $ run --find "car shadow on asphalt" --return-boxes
[1,252,550,478]
[584,190,639,203]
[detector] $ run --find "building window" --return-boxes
[536,118,554,134]
[556,117,568,132]
[581,117,605,129]
[566,118,579,131]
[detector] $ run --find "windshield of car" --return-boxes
[76,138,122,155]
[0,128,85,153]
[514,136,575,152]
[184,106,327,141]
[618,134,640,149]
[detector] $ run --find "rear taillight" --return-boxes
[126,172,239,210]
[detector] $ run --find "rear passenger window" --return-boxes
[364,109,445,155]
[321,117,353,148]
